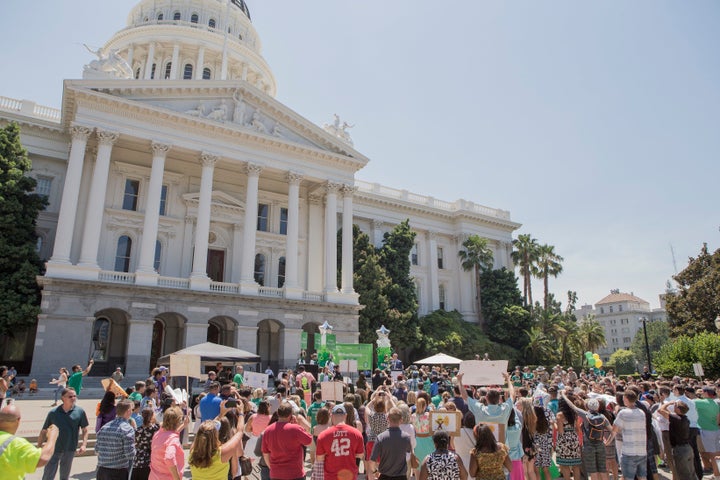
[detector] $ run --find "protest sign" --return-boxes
[458,360,508,386]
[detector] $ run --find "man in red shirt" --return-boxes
[316,404,365,480]
[262,402,313,480]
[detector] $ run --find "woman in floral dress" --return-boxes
[533,404,555,480]
[555,396,582,480]
[132,408,160,480]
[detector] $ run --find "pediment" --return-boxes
[183,190,245,213]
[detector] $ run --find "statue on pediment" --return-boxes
[232,90,246,124]
[322,113,354,146]
[207,100,229,122]
[82,44,133,80]
[272,122,283,138]
[184,104,205,117]
[250,110,267,133]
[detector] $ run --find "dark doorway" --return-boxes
[207,249,225,282]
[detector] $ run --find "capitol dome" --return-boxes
[101,0,276,95]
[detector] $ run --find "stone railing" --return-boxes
[0,96,61,123]
[355,180,511,220]
[210,281,239,293]
[303,291,324,302]
[258,286,283,298]
[99,271,136,284]
[158,276,190,289]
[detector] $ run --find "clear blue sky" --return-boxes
[2,1,719,309]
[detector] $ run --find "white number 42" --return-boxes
[330,438,351,456]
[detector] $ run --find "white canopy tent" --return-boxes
[413,353,464,365]
[157,342,260,366]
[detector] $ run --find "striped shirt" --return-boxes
[614,407,647,456]
[96,417,135,469]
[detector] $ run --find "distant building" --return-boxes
[577,289,667,364]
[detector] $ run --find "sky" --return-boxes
[1,1,719,310]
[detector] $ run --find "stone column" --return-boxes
[195,47,205,80]
[306,194,323,293]
[241,63,248,81]
[47,125,93,270]
[136,142,171,285]
[372,219,384,248]
[125,319,154,376]
[126,45,134,68]
[428,231,440,310]
[235,325,258,353]
[323,182,340,296]
[284,172,303,299]
[77,130,119,274]
[280,328,303,369]
[184,321,208,348]
[180,216,194,277]
[239,163,262,295]
[341,185,356,297]
[170,44,180,79]
[144,42,155,79]
[231,223,242,283]
[190,152,218,290]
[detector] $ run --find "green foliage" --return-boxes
[654,332,720,378]
[533,244,564,310]
[480,268,529,349]
[511,234,540,307]
[577,318,607,355]
[0,122,47,336]
[665,243,720,336]
[458,235,494,324]
[609,349,637,375]
[630,320,669,368]
[417,310,521,364]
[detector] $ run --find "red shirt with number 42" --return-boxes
[316,423,365,480]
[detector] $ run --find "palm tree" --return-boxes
[511,234,539,308]
[458,234,494,326]
[534,244,564,310]
[578,317,607,359]
[524,326,554,364]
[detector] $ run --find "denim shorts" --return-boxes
[620,454,647,478]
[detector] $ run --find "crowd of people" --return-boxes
[1,360,720,480]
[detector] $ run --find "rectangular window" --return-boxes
[35,176,52,196]
[623,337,631,343]
[437,247,444,269]
[122,179,140,211]
[279,207,288,235]
[411,243,419,266]
[600,307,604,314]
[159,185,168,215]
[439,284,446,310]
[257,203,269,231]
[609,306,614,313]
[619,305,623,312]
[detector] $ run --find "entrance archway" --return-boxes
[92,309,129,376]
[207,316,236,347]
[301,322,321,359]
[150,312,186,369]
[257,319,283,373]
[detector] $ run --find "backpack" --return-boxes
[587,414,606,442]
[301,376,309,391]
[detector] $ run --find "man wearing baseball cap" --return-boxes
[316,404,365,480]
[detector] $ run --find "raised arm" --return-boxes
[82,359,94,376]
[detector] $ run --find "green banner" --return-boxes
[314,333,336,351]
[301,331,308,350]
[335,343,374,371]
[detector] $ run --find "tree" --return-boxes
[654,332,720,378]
[0,123,47,336]
[578,317,607,356]
[511,234,540,308]
[458,234,494,326]
[533,244,564,310]
[609,349,637,375]
[665,243,720,336]
[479,268,529,349]
[524,325,554,365]
[630,320,669,368]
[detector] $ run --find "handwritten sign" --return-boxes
[458,360,508,386]
[244,371,269,390]
[320,381,344,402]
[170,354,201,378]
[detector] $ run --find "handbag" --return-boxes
[239,456,253,477]
[410,452,420,469]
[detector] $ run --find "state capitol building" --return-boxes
[0,0,520,378]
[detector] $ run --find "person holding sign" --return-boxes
[456,372,516,429]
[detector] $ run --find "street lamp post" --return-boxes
[641,317,652,373]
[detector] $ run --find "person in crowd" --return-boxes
[694,386,720,479]
[149,405,189,480]
[141,384,158,411]
[112,367,125,385]
[132,408,159,480]
[532,403,555,480]
[311,407,331,464]
[39,387,89,480]
[457,372,516,427]
[419,430,467,480]
[657,399,696,479]
[316,404,365,480]
[396,403,417,479]
[95,399,135,480]
[517,397,538,480]
[605,389,648,480]
[66,360,94,397]
[469,424,512,480]
[129,381,145,402]
[200,382,223,422]
[0,403,59,480]
[49,367,69,406]
[554,393,582,480]
[233,365,245,387]
[369,407,413,480]
[262,402,313,480]
[561,393,612,480]
[673,383,702,479]
[412,396,434,465]
[189,418,246,479]
[152,368,168,393]
[598,398,619,480]
[96,390,118,432]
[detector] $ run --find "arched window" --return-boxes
[202,67,212,80]
[191,13,199,24]
[164,62,172,79]
[91,318,111,361]
[154,240,162,272]
[115,236,132,272]
[157,12,164,21]
[277,257,286,288]
[254,253,265,286]
[209,18,216,28]
[173,11,181,21]
[183,64,193,80]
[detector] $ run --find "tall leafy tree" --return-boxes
[665,243,720,336]
[630,320,669,368]
[0,122,47,336]
[578,317,607,355]
[458,234,494,326]
[511,234,540,308]
[480,268,529,349]
[534,244,564,310]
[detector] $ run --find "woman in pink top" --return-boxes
[150,406,189,480]
[246,400,272,436]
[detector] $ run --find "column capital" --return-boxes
[325,181,342,195]
[371,219,384,229]
[70,125,93,141]
[96,130,119,146]
[308,194,323,205]
[341,184,357,196]
[427,231,439,241]
[151,141,172,156]
[200,152,219,168]
[286,172,304,185]
[245,162,263,176]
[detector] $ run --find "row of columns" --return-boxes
[47,125,356,300]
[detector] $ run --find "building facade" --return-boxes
[576,289,667,364]
[0,0,520,377]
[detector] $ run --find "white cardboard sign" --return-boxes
[458,360,508,386]
[169,354,201,379]
[244,371,269,390]
[320,381,344,402]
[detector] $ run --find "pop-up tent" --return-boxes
[413,353,464,365]
[157,342,260,366]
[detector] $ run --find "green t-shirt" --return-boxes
[0,432,42,480]
[128,391,142,402]
[66,371,83,395]
[233,373,244,385]
[431,394,443,408]
[308,401,325,428]
[694,398,720,431]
